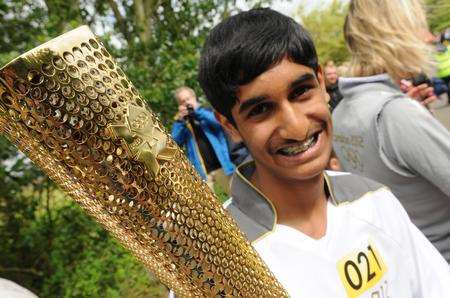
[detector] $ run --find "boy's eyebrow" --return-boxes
[289,73,316,89]
[238,95,267,114]
[237,73,316,114]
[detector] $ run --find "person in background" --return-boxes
[171,86,234,193]
[435,31,450,105]
[402,31,448,110]
[333,0,450,262]
[323,61,344,171]
[438,29,450,84]
[228,140,251,166]
[324,61,343,111]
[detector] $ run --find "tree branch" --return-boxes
[45,178,52,227]
[133,0,151,44]
[107,0,132,44]
[0,267,43,277]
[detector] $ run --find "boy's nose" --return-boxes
[277,104,309,141]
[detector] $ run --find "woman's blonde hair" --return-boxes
[344,0,434,81]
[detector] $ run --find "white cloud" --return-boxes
[269,0,349,16]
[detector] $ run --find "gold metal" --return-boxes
[108,103,177,176]
[0,26,288,297]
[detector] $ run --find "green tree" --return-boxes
[296,0,349,65]
[426,0,450,32]
[0,136,51,292]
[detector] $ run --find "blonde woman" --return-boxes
[333,0,450,264]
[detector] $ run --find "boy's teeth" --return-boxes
[278,135,316,155]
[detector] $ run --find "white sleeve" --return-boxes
[386,194,450,297]
[407,223,450,297]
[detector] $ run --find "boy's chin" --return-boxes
[268,158,328,182]
[283,165,326,181]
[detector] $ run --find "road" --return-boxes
[435,105,450,131]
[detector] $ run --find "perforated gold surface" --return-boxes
[0,26,288,297]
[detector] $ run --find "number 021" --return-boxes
[337,244,387,298]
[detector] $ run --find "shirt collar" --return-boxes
[230,162,338,232]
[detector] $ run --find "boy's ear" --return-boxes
[316,65,330,103]
[317,65,326,89]
[213,111,243,143]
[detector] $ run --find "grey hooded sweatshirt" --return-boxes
[332,74,450,262]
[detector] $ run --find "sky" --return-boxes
[271,0,325,16]
[236,0,346,17]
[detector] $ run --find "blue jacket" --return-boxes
[171,107,235,179]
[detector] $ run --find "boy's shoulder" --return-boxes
[326,171,404,233]
[225,168,402,243]
[313,171,405,234]
[325,170,386,205]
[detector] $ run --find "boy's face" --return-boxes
[224,58,332,181]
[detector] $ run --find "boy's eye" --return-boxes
[247,102,272,118]
[290,85,313,99]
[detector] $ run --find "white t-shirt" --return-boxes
[253,187,450,297]
[170,167,450,297]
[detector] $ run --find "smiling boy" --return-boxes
[198,8,450,297]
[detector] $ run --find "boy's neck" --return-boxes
[250,166,328,239]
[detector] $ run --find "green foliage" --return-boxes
[296,0,349,65]
[426,0,450,32]
[213,183,229,204]
[0,189,166,297]
[40,204,166,298]
[0,135,50,293]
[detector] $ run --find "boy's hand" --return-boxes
[400,80,437,107]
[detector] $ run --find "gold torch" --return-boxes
[0,26,287,297]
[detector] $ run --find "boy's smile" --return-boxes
[227,58,332,181]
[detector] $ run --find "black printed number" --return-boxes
[358,252,376,282]
[344,260,362,290]
[344,245,381,290]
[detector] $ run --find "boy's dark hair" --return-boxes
[198,8,319,123]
